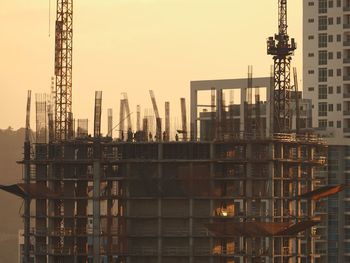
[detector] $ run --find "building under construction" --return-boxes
[0,0,342,263]
[1,74,331,263]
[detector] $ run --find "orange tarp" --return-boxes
[207,220,320,237]
[0,183,59,199]
[299,184,347,201]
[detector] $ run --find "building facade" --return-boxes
[303,0,350,261]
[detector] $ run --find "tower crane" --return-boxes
[54,0,73,140]
[267,0,296,133]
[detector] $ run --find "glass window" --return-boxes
[328,17,334,25]
[308,35,314,40]
[337,17,341,24]
[319,50,327,64]
[319,16,328,30]
[337,52,341,59]
[336,34,341,41]
[309,1,315,6]
[328,104,333,111]
[337,68,341,76]
[328,34,333,42]
[328,69,334,76]
[329,121,334,127]
[319,0,328,13]
[337,103,342,111]
[319,85,328,99]
[318,33,328,47]
[337,0,341,7]
[309,53,315,57]
[319,119,327,127]
[328,86,333,93]
[337,120,342,128]
[318,102,328,116]
[329,0,334,7]
[318,68,328,82]
[328,52,333,59]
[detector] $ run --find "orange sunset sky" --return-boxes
[0,0,303,133]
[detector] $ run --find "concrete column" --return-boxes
[190,87,198,140]
[125,163,131,263]
[295,145,302,263]
[266,79,273,137]
[158,144,163,263]
[216,89,222,140]
[338,147,345,262]
[246,143,252,263]
[240,86,246,138]
[189,162,193,263]
[209,142,214,263]
[23,142,31,263]
[268,142,274,263]
[93,155,101,263]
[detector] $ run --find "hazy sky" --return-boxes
[0,0,302,132]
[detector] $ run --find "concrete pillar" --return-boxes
[158,143,163,263]
[23,142,31,263]
[209,142,214,263]
[216,89,223,140]
[268,142,274,263]
[338,147,345,262]
[246,143,252,263]
[126,163,131,263]
[240,86,246,138]
[190,87,198,140]
[93,146,101,263]
[189,162,194,263]
[266,79,273,138]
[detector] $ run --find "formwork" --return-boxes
[19,132,327,263]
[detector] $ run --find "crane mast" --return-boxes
[54,0,73,140]
[267,0,296,133]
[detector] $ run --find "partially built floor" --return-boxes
[22,133,327,263]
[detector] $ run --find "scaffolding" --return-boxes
[6,130,327,263]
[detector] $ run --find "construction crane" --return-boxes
[149,90,162,141]
[267,0,296,133]
[54,0,73,140]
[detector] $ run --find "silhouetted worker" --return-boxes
[121,131,124,141]
[149,132,153,141]
[163,131,166,141]
[175,133,179,141]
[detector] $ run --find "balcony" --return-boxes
[344,6,350,11]
[344,76,350,81]
[344,111,350,115]
[345,58,350,64]
[345,24,350,29]
[344,93,350,98]
[345,41,350,46]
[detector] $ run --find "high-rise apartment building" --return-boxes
[303,0,350,262]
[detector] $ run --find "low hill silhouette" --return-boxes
[0,127,26,262]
